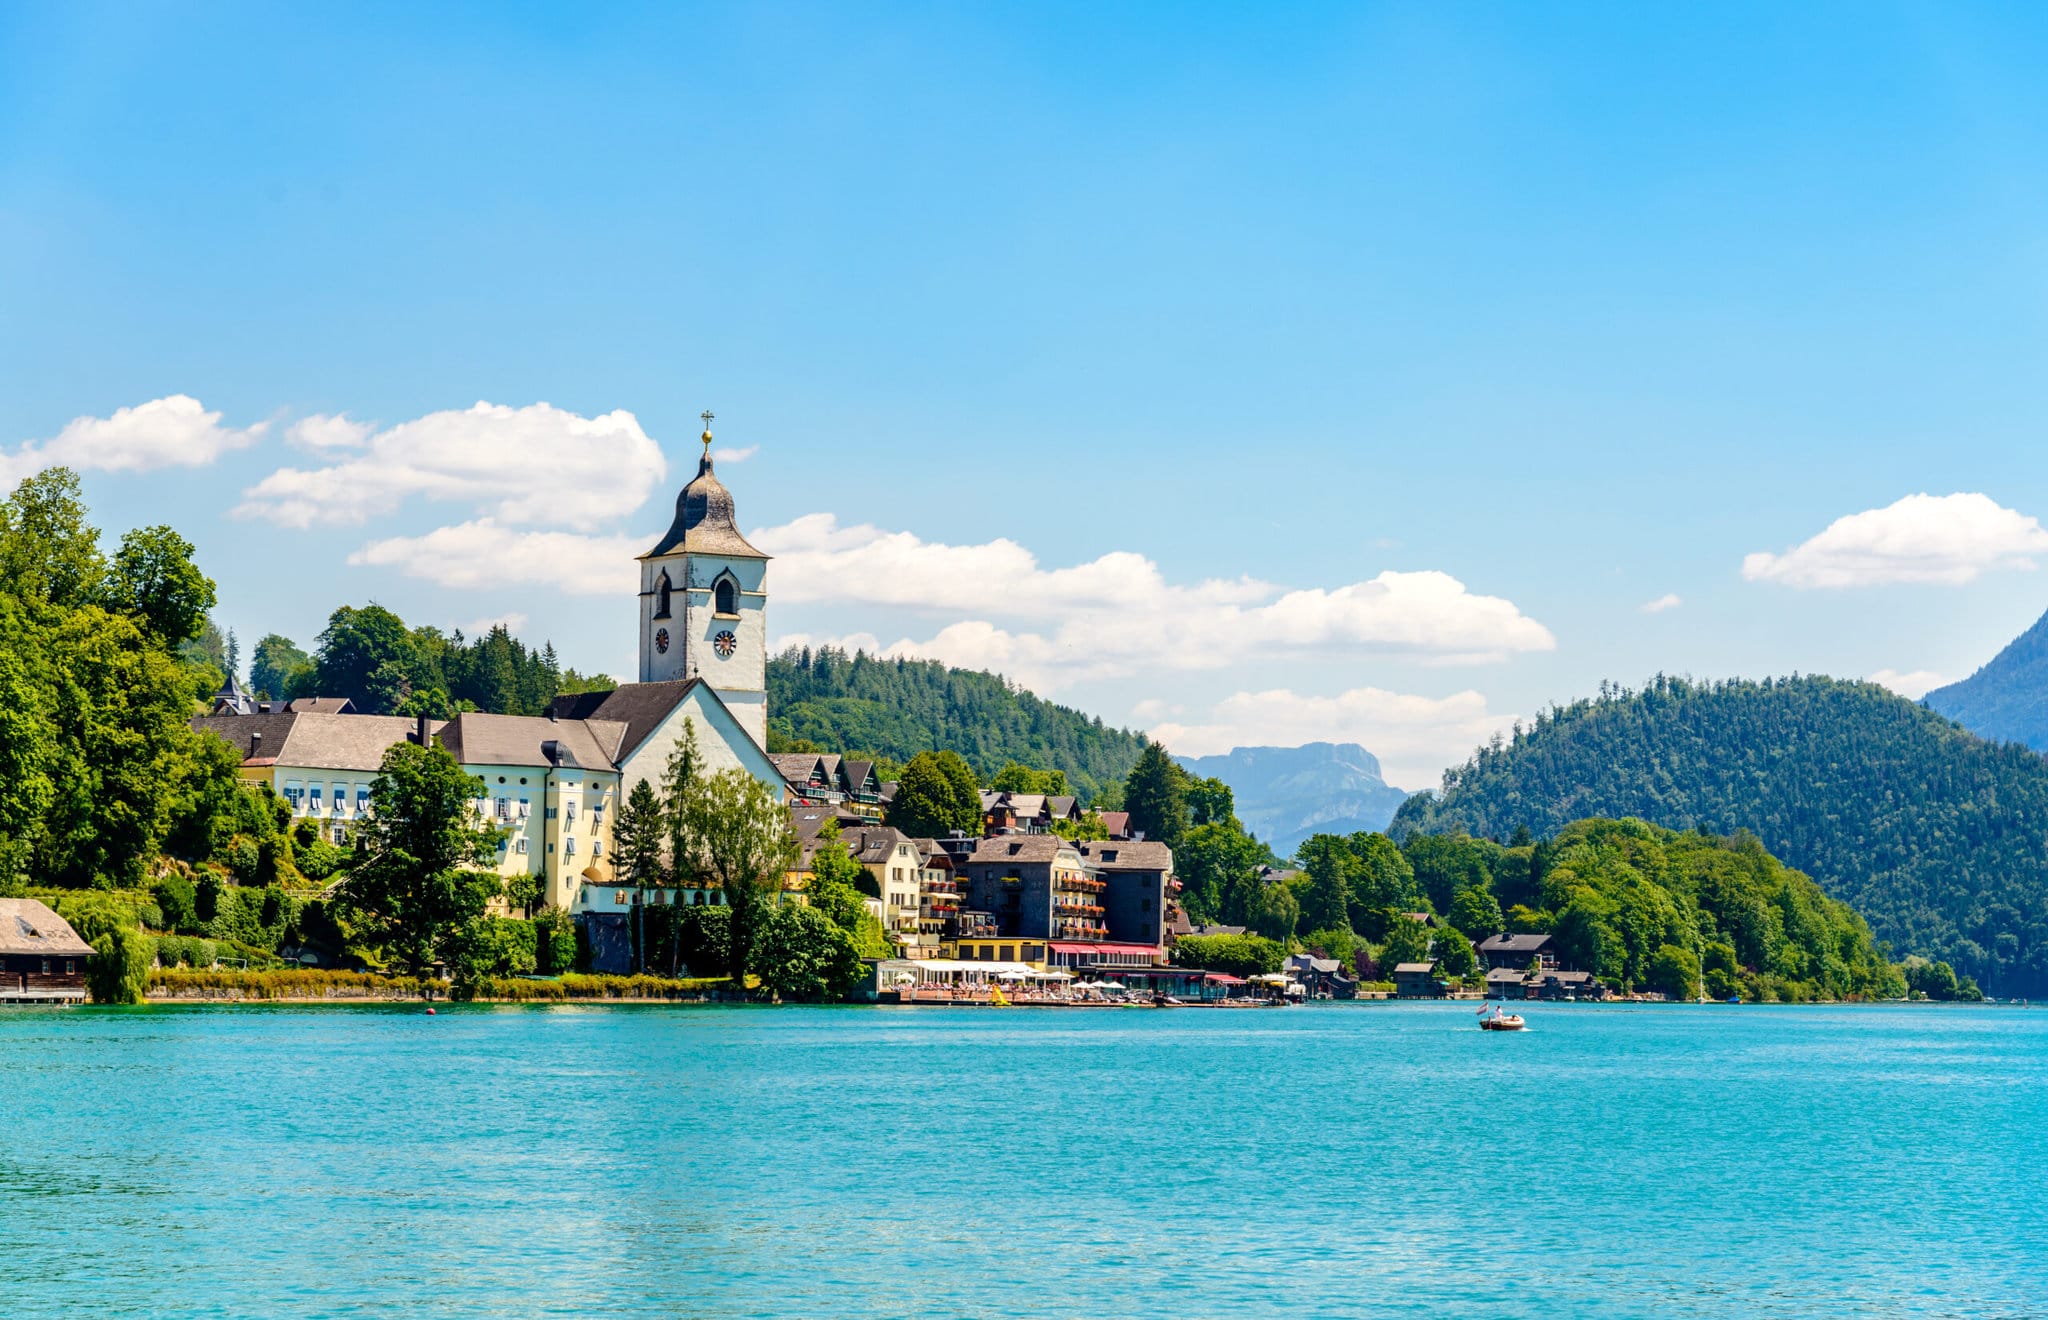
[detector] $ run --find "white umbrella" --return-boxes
[996,969,1029,980]
[892,971,917,986]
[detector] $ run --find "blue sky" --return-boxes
[7,1,2048,787]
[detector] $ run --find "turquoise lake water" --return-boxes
[0,1002,2040,1318]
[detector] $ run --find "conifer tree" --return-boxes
[1123,740,1189,850]
[612,778,665,972]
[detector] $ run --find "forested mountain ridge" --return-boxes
[766,646,1147,802]
[1393,674,2048,994]
[1923,606,2048,751]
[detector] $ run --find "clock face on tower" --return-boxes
[713,630,737,658]
[654,628,670,654]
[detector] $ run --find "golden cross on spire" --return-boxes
[700,409,715,452]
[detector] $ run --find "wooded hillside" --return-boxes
[766,646,1146,802]
[1393,674,2048,993]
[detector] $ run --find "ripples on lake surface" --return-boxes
[0,1002,2039,1318]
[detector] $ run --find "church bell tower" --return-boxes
[637,412,769,746]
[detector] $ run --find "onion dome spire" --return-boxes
[640,408,769,560]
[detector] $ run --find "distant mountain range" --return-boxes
[1176,742,1413,857]
[1924,607,2048,751]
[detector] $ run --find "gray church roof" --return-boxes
[643,440,768,560]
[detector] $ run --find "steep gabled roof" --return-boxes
[548,680,704,762]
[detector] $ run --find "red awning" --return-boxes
[1048,942,1159,957]
[1204,973,1246,984]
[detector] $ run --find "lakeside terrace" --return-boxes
[872,958,1253,1005]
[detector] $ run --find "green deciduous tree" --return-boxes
[1247,879,1300,943]
[806,827,892,961]
[680,767,800,983]
[1448,884,1505,940]
[337,739,502,975]
[0,468,105,610]
[314,604,417,712]
[1178,821,1267,927]
[87,922,152,1005]
[990,762,1070,796]
[105,525,216,647]
[751,901,863,1003]
[1346,831,1417,938]
[1647,943,1701,999]
[249,633,314,700]
[1185,775,1236,828]
[1434,925,1477,977]
[1378,913,1432,971]
[1049,810,1110,842]
[887,750,981,837]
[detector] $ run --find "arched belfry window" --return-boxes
[714,575,739,617]
[654,570,673,619]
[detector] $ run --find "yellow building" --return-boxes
[435,712,624,915]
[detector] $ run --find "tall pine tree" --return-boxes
[1123,740,1189,850]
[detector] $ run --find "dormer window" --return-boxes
[654,570,673,619]
[713,574,739,617]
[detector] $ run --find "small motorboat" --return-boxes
[1480,1010,1526,1031]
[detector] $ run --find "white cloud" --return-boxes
[462,611,530,637]
[749,514,1554,686]
[1,395,267,486]
[1640,593,1683,614]
[711,444,758,464]
[347,519,642,595]
[1743,493,2048,588]
[1868,668,1949,700]
[235,401,665,530]
[1149,686,1513,792]
[288,413,373,451]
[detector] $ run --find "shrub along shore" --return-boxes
[147,967,728,1002]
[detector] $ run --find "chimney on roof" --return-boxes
[548,705,558,722]
[249,731,262,756]
[415,712,429,746]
